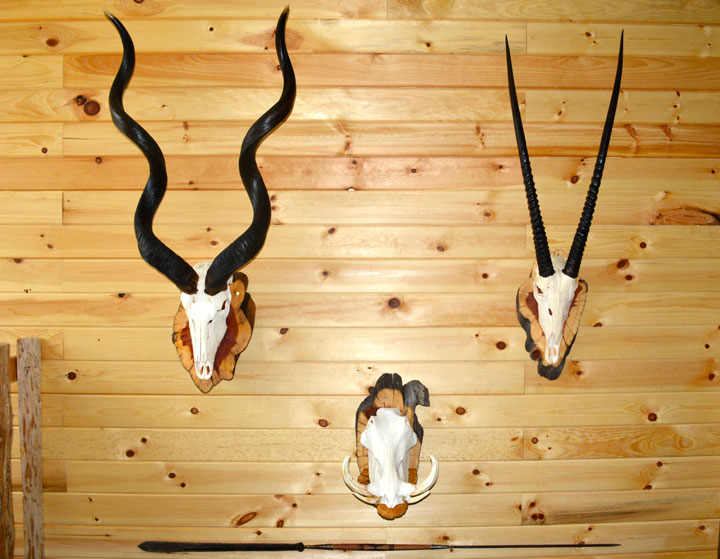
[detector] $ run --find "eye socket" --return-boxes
[548,309,553,316]
[208,319,213,324]
[536,287,543,294]
[221,300,227,311]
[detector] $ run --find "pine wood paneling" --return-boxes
[6,155,719,191]
[2,1,719,557]
[61,121,720,157]
[65,53,720,89]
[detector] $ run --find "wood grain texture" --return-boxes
[61,189,720,226]
[4,0,720,555]
[0,55,62,89]
[62,121,720,157]
[40,359,524,395]
[16,338,44,559]
[2,257,720,294]
[65,52,720,90]
[388,0,720,24]
[6,155,719,191]
[64,455,720,494]
[55,392,720,429]
[0,20,526,55]
[12,426,524,462]
[2,224,719,259]
[3,291,719,327]
[9,521,720,557]
[0,344,13,559]
[0,0,385,20]
[527,23,720,57]
[60,324,720,362]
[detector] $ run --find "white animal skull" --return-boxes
[532,254,578,366]
[180,261,231,380]
[343,408,438,511]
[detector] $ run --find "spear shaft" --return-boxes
[139,540,620,553]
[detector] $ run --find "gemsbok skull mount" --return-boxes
[107,9,296,392]
[343,373,438,520]
[506,34,623,380]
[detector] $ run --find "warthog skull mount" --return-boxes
[106,9,296,392]
[343,373,438,520]
[506,34,623,380]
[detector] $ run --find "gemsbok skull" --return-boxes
[106,9,296,392]
[343,373,438,520]
[506,33,623,380]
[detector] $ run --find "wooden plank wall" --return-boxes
[2,0,720,557]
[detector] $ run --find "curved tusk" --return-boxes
[409,455,439,498]
[342,456,375,499]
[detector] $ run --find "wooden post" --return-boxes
[17,338,43,559]
[0,344,14,559]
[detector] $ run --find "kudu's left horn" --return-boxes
[106,8,296,392]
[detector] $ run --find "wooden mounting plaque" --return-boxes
[517,272,588,381]
[172,272,254,393]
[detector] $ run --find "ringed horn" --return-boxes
[105,8,296,297]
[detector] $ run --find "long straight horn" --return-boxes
[106,12,199,294]
[204,7,296,295]
[506,36,554,278]
[563,32,624,278]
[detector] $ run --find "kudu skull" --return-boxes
[343,374,438,520]
[506,34,623,380]
[107,9,296,392]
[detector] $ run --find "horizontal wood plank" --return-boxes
[0,123,61,157]
[2,258,719,295]
[526,359,720,393]
[524,424,720,459]
[11,492,522,527]
[0,192,61,224]
[522,488,720,525]
[0,20,526,55]
[528,23,720,57]
[62,189,720,226]
[7,155,719,191]
[10,459,65,492]
[65,455,720,495]
[3,292,720,328]
[10,87,715,126]
[1,225,718,259]
[1,0,384,20]
[14,521,720,557]
[62,121,720,157]
[388,0,720,24]
[0,329,62,360]
[0,55,62,89]
[60,324,720,361]
[11,427,524,461]
[0,88,513,123]
[41,359,524,396]
[65,52,720,90]
[56,393,720,429]
[527,90,720,125]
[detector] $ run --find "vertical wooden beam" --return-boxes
[0,344,14,559]
[17,338,43,559]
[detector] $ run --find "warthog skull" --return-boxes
[343,373,438,520]
[506,33,623,379]
[106,9,295,391]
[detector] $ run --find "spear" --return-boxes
[139,540,620,552]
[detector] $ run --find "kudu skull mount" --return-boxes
[507,34,623,380]
[107,9,296,392]
[343,374,438,520]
